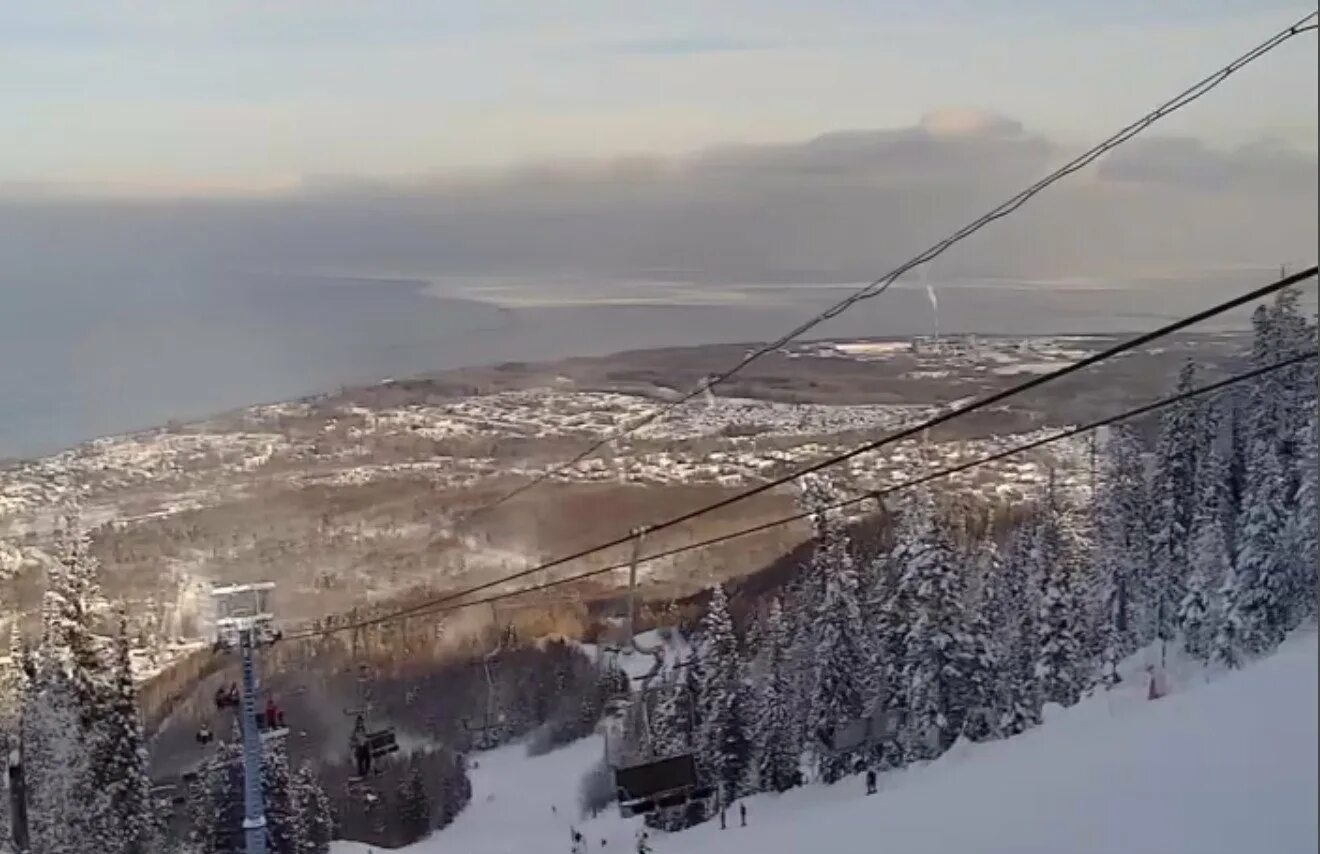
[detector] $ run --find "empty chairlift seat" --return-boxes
[366,729,399,759]
[613,754,712,817]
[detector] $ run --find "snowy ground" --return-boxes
[333,632,1317,854]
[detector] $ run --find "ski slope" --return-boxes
[333,632,1317,854]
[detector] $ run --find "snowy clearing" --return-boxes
[334,632,1317,854]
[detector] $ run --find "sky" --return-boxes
[0,2,1315,288]
[2,1,1316,192]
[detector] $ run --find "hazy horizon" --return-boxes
[2,2,1316,457]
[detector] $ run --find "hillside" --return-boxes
[332,631,1318,854]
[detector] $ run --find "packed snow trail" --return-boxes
[334,632,1317,854]
[332,736,641,854]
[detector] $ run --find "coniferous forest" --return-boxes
[618,290,1317,830]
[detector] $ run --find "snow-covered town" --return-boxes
[3,330,1206,531]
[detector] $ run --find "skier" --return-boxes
[570,831,585,854]
[1146,665,1168,700]
[636,830,652,854]
[195,723,213,745]
[865,768,877,795]
[740,803,747,827]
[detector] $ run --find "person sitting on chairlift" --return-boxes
[351,715,371,777]
[215,683,241,710]
[264,698,282,731]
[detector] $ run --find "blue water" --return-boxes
[0,270,1275,460]
[0,274,502,458]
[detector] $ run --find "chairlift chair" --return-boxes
[613,753,712,818]
[345,662,399,781]
[609,669,709,818]
[475,602,512,741]
[346,717,399,782]
[605,527,714,817]
[815,701,902,754]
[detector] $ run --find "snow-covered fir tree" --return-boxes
[805,505,871,782]
[680,651,704,739]
[0,623,25,731]
[696,585,751,802]
[752,598,799,793]
[742,606,765,668]
[982,525,1040,734]
[396,763,433,845]
[647,675,691,760]
[21,660,90,854]
[264,739,307,854]
[1222,439,1291,658]
[0,621,27,850]
[183,766,219,854]
[1251,289,1316,474]
[1091,424,1149,680]
[897,497,982,759]
[1229,287,1318,649]
[48,514,111,735]
[965,533,1002,625]
[865,494,929,760]
[294,764,334,854]
[781,575,816,755]
[1178,441,1232,663]
[1283,417,1319,624]
[20,513,113,854]
[1032,504,1086,708]
[91,610,160,854]
[1178,561,1214,665]
[1212,564,1246,670]
[1149,361,1202,650]
[788,473,844,752]
[186,731,242,854]
[956,610,1000,743]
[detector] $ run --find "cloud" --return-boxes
[1097,136,1318,193]
[0,115,1313,288]
[919,108,1025,139]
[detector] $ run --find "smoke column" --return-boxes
[922,264,940,345]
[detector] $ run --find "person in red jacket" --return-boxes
[265,698,280,731]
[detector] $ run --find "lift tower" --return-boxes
[211,582,281,854]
